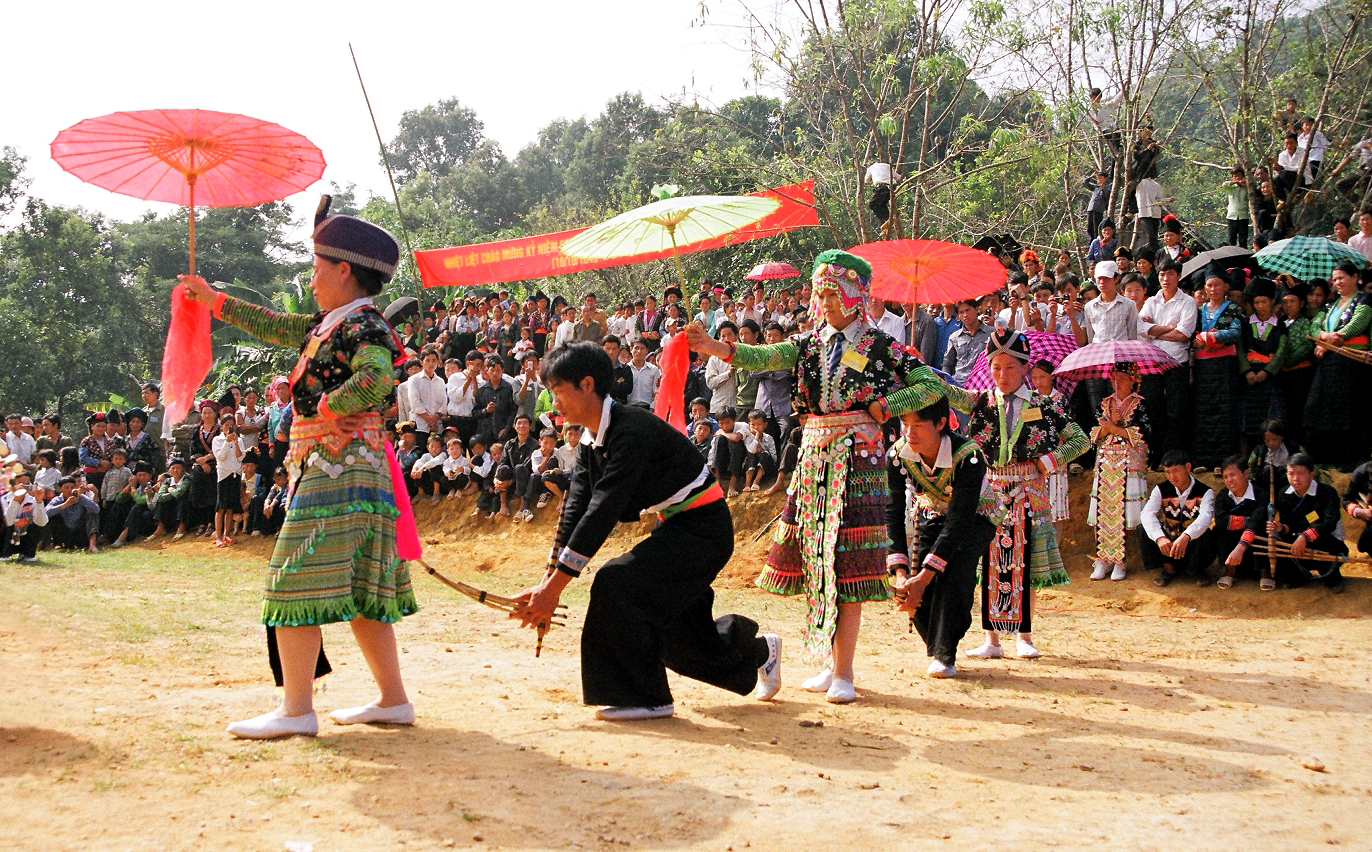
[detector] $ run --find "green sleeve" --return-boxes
[321,345,396,417]
[1051,421,1090,468]
[729,341,799,372]
[1285,319,1315,363]
[535,389,554,420]
[883,363,950,417]
[219,295,314,348]
[1266,331,1289,374]
[1336,304,1372,340]
[943,384,977,415]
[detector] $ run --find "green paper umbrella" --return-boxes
[561,188,781,288]
[1254,235,1367,280]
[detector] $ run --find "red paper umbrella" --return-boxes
[848,239,1006,305]
[745,261,801,281]
[51,109,326,427]
[51,109,326,275]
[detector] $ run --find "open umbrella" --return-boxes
[51,109,326,426]
[383,296,419,325]
[745,261,800,281]
[1053,339,1181,381]
[51,109,326,276]
[964,330,1081,396]
[561,188,780,289]
[848,239,1006,305]
[1180,245,1253,285]
[1254,235,1368,280]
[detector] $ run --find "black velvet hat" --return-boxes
[312,195,400,283]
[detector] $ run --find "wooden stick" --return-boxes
[1250,538,1372,565]
[1308,334,1372,364]
[417,559,566,656]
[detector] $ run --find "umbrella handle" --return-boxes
[668,225,686,290]
[187,172,197,279]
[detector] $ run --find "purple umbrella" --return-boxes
[964,330,1081,397]
[1053,339,1181,381]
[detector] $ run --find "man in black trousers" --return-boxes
[513,342,782,720]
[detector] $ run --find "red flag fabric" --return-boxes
[653,334,690,434]
[162,284,214,426]
[415,182,819,288]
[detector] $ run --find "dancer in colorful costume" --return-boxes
[183,197,419,739]
[686,250,943,704]
[945,329,1089,659]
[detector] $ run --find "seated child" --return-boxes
[111,462,158,547]
[474,440,502,519]
[742,409,778,492]
[46,476,101,553]
[691,420,712,460]
[709,406,747,497]
[410,434,448,504]
[257,466,290,537]
[442,437,472,499]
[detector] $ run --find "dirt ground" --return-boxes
[3,475,1372,851]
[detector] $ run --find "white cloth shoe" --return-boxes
[1016,639,1041,659]
[1090,561,1110,580]
[329,701,415,726]
[227,709,318,739]
[755,634,782,701]
[801,669,833,692]
[926,659,957,678]
[826,678,857,704]
[594,704,675,721]
[965,642,1004,659]
[1110,564,1127,581]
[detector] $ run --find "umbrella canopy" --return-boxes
[1254,235,1368,280]
[51,109,326,275]
[964,331,1081,397]
[1180,245,1254,285]
[848,239,1006,305]
[745,261,800,281]
[383,296,419,325]
[561,193,781,288]
[1053,339,1181,381]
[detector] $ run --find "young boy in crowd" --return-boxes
[525,428,562,514]
[47,476,101,553]
[239,450,267,536]
[476,441,504,519]
[410,434,448,505]
[442,437,472,499]
[111,462,158,547]
[691,421,713,460]
[742,409,778,492]
[1214,455,1263,589]
[98,447,134,542]
[689,398,718,437]
[152,456,190,539]
[710,406,747,498]
[33,449,60,503]
[3,472,48,562]
[1139,451,1216,587]
[258,467,290,537]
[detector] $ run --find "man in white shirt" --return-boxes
[1138,451,1216,586]
[705,321,741,416]
[626,341,660,407]
[406,348,449,445]
[1138,257,1197,461]
[1297,117,1330,179]
[4,413,36,469]
[868,300,906,344]
[864,161,902,227]
[1348,210,1372,263]
[1134,175,1175,250]
[1274,132,1312,197]
[552,305,578,350]
[446,351,483,447]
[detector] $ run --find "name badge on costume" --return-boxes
[840,348,869,373]
[1228,515,1246,531]
[1022,406,1043,423]
[1305,510,1320,523]
[288,334,326,386]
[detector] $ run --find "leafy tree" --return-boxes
[385,97,487,183]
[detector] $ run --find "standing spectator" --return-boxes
[1275,98,1299,134]
[1297,117,1329,180]
[868,300,906,343]
[122,409,163,477]
[513,354,543,425]
[1084,171,1112,244]
[705,321,740,416]
[626,340,661,408]
[572,304,604,343]
[474,355,517,446]
[1157,216,1191,263]
[941,300,992,386]
[1192,268,1244,470]
[635,296,664,352]
[4,413,35,468]
[446,350,482,448]
[552,305,578,350]
[903,302,941,364]
[406,348,448,446]
[1347,209,1372,263]
[78,413,113,492]
[1237,278,1286,450]
[1276,284,1315,446]
[1138,258,1196,461]
[733,320,762,414]
[1222,167,1251,247]
[754,322,796,452]
[601,336,634,405]
[211,415,245,547]
[1086,219,1118,265]
[36,414,72,455]
[1134,173,1174,251]
[1305,260,1371,468]
[1139,451,1216,587]
[1087,363,1151,581]
[1273,133,1312,197]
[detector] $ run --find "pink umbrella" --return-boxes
[1053,339,1181,381]
[744,261,800,281]
[964,330,1081,397]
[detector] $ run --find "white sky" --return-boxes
[1,0,773,238]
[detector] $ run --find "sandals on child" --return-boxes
[1260,577,1277,591]
[1216,575,1235,590]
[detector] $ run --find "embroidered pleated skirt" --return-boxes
[262,414,417,627]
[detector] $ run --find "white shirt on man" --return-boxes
[1139,288,1197,363]
[4,430,35,464]
[1277,148,1313,183]
[406,371,449,426]
[1348,231,1372,263]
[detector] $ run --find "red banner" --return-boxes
[414,181,819,288]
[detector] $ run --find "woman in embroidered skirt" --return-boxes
[686,250,943,704]
[1192,267,1244,470]
[184,198,418,739]
[945,329,1089,660]
[1087,362,1150,582]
